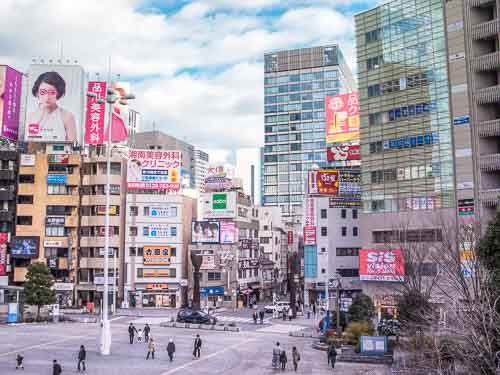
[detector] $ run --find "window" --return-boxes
[207,272,222,281]
[341,209,346,219]
[337,268,359,277]
[143,207,149,216]
[353,227,358,237]
[341,227,347,236]
[45,226,66,237]
[17,216,32,225]
[137,268,143,278]
[46,206,72,216]
[130,206,138,216]
[321,227,327,236]
[367,55,383,71]
[321,247,326,253]
[352,209,358,219]
[137,247,144,257]
[336,248,360,256]
[321,268,326,274]
[53,145,64,151]
[129,247,137,257]
[129,227,138,236]
[48,184,70,195]
[170,227,177,237]
[18,195,33,204]
[320,209,327,219]
[19,174,35,183]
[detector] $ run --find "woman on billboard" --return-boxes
[27,71,76,142]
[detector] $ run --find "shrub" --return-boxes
[348,294,375,322]
[344,321,374,347]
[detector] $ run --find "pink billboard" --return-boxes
[0,232,6,276]
[0,66,22,141]
[85,81,106,144]
[220,221,237,244]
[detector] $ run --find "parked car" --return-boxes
[176,309,217,325]
[264,301,290,314]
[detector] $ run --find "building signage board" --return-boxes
[20,154,36,166]
[200,255,216,270]
[327,144,361,162]
[47,154,69,164]
[457,181,474,190]
[201,192,237,219]
[96,205,118,215]
[329,197,361,208]
[455,148,472,158]
[143,246,172,265]
[144,224,177,238]
[11,236,39,258]
[288,231,293,245]
[44,240,65,247]
[303,226,316,246]
[46,217,65,226]
[150,206,177,218]
[304,197,316,245]
[146,283,168,290]
[201,286,224,295]
[0,65,22,141]
[192,221,220,244]
[143,269,170,277]
[127,149,181,191]
[325,92,360,144]
[47,175,67,184]
[220,222,237,244]
[85,81,106,144]
[204,176,233,192]
[308,169,339,196]
[53,282,74,291]
[359,249,405,282]
[0,233,7,276]
[453,115,470,126]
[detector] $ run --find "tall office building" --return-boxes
[355,0,500,305]
[194,149,209,192]
[262,45,356,222]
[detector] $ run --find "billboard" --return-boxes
[11,236,39,258]
[325,92,359,144]
[201,192,237,219]
[144,224,177,238]
[149,206,177,218]
[127,149,181,191]
[0,233,7,276]
[204,176,232,192]
[143,246,172,265]
[359,249,405,282]
[192,221,220,244]
[0,65,22,141]
[308,170,339,196]
[220,221,237,244]
[25,64,84,143]
[304,197,316,245]
[327,144,361,162]
[200,255,216,270]
[85,81,106,144]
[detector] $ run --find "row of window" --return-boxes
[129,206,178,218]
[320,208,358,220]
[265,131,325,143]
[368,101,434,126]
[263,152,325,163]
[369,132,439,154]
[320,226,358,237]
[263,195,303,204]
[264,80,339,95]
[80,205,121,216]
[370,164,437,184]
[265,111,326,124]
[129,226,177,237]
[80,247,119,257]
[264,184,303,194]
[80,226,120,236]
[81,162,122,176]
[265,91,337,105]
[372,229,442,243]
[367,72,429,98]
[366,42,433,71]
[364,17,426,44]
[265,121,325,133]
[264,70,338,86]
[265,101,325,114]
[264,141,325,153]
[238,268,259,279]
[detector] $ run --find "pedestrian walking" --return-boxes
[279,349,287,370]
[137,328,143,343]
[15,354,24,370]
[259,309,265,324]
[327,345,337,369]
[252,310,258,324]
[292,346,300,372]
[77,345,86,372]
[144,324,151,342]
[193,334,202,359]
[282,308,287,321]
[128,323,138,344]
[52,359,62,375]
[272,342,281,369]
[312,303,316,317]
[166,339,176,362]
[288,307,293,321]
[146,338,156,360]
[306,306,311,319]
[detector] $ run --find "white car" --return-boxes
[264,301,290,314]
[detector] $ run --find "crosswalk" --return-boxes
[256,323,305,334]
[212,314,272,325]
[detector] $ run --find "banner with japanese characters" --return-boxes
[0,65,22,141]
[85,81,106,144]
[127,149,181,191]
[325,92,359,144]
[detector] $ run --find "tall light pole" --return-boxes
[87,85,135,356]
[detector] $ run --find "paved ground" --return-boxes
[0,313,389,375]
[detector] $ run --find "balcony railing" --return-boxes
[475,85,500,104]
[469,0,496,8]
[471,18,500,40]
[480,153,500,172]
[472,51,500,71]
[478,119,500,137]
[480,189,500,207]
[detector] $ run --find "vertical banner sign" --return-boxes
[85,81,106,144]
[325,92,360,144]
[304,197,316,245]
[0,65,23,141]
[288,231,293,245]
[0,233,7,276]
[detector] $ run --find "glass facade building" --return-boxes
[262,45,355,220]
[356,0,455,214]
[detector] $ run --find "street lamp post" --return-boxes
[87,85,134,356]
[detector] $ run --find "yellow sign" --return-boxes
[460,250,475,261]
[146,283,168,290]
[143,269,170,277]
[144,246,172,265]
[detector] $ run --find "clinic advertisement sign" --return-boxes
[85,81,106,144]
[359,249,405,282]
[201,192,237,219]
[0,233,7,276]
[308,170,339,196]
[0,65,22,141]
[127,149,181,191]
[325,92,360,144]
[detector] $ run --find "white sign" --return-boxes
[447,21,463,33]
[201,192,237,219]
[127,149,181,191]
[455,148,472,158]
[451,83,467,93]
[150,206,177,218]
[144,224,177,238]
[94,276,115,285]
[44,240,65,248]
[20,154,36,166]
[96,285,117,292]
[449,52,465,61]
[457,181,474,190]
[53,282,74,291]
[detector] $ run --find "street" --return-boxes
[0,311,389,375]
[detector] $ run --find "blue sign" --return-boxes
[360,336,387,355]
[47,175,67,184]
[200,286,224,296]
[453,115,470,126]
[7,303,18,323]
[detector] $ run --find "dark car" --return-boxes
[176,309,217,325]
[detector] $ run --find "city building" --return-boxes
[14,144,81,306]
[262,45,356,222]
[194,149,209,192]
[77,145,126,309]
[236,148,261,204]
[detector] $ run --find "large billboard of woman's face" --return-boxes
[24,64,84,144]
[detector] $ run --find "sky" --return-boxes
[0,0,382,164]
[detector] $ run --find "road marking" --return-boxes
[0,335,87,358]
[160,338,256,375]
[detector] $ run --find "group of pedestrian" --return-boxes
[282,307,293,321]
[15,346,86,373]
[272,342,300,372]
[252,308,265,324]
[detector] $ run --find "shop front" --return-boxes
[53,282,74,307]
[200,286,224,308]
[134,283,179,308]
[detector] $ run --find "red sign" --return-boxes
[303,226,316,246]
[359,249,405,282]
[325,92,360,144]
[287,231,293,245]
[327,144,361,162]
[0,233,7,276]
[308,170,339,196]
[85,81,106,144]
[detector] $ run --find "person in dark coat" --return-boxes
[292,346,300,372]
[128,323,138,344]
[166,339,176,362]
[77,345,86,372]
[252,310,258,324]
[259,309,265,324]
[279,349,287,370]
[144,324,151,342]
[312,303,316,316]
[15,354,24,370]
[52,359,62,375]
[193,334,202,359]
[327,345,337,368]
